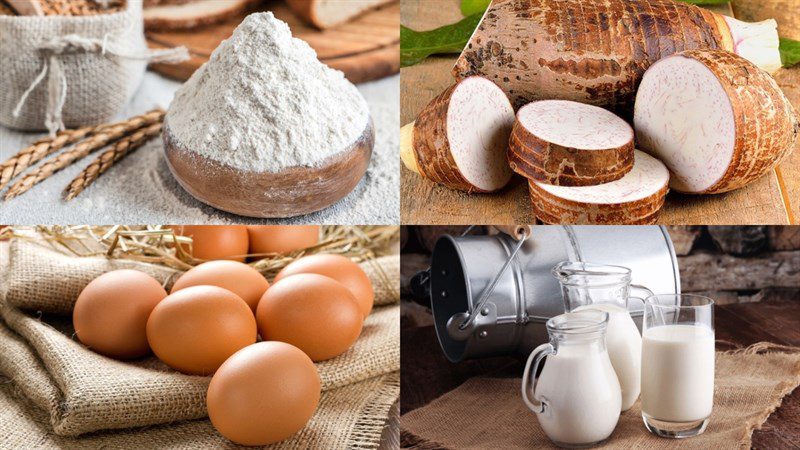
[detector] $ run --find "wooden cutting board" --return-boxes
[147,0,400,83]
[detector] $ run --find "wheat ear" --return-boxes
[64,122,163,200]
[0,126,97,190]
[4,109,165,200]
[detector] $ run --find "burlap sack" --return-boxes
[0,239,400,437]
[0,0,185,133]
[401,344,800,449]
[5,239,181,314]
[0,329,399,449]
[5,240,399,314]
[363,254,400,307]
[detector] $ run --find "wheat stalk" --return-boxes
[0,126,98,190]
[4,109,165,200]
[64,122,163,200]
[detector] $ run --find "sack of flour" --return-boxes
[0,0,185,134]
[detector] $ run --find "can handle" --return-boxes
[493,225,532,241]
[457,234,526,331]
[521,343,554,414]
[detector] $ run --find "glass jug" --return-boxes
[551,261,654,312]
[521,310,621,448]
[551,261,650,411]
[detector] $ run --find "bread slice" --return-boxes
[143,0,196,8]
[0,1,18,15]
[286,0,394,29]
[144,0,260,31]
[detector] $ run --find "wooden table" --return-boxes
[400,0,800,225]
[400,298,800,448]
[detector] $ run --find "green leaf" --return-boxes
[400,13,484,68]
[674,0,730,4]
[780,38,800,68]
[460,0,491,16]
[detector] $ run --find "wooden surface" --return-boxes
[147,0,400,84]
[400,298,800,448]
[400,0,799,225]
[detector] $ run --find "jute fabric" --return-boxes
[0,0,187,133]
[0,239,400,443]
[401,343,800,449]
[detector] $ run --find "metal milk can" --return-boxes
[420,225,680,362]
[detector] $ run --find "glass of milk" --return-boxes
[641,294,715,438]
[552,261,650,412]
[521,310,622,448]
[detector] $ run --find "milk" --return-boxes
[574,303,642,411]
[534,344,621,446]
[641,324,715,422]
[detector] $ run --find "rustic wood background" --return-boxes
[148,0,400,84]
[399,225,800,448]
[400,1,800,225]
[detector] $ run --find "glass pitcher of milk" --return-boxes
[641,294,715,438]
[521,310,621,448]
[552,261,650,411]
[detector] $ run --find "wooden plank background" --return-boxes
[400,0,799,225]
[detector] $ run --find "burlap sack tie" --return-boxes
[13,34,188,135]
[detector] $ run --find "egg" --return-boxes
[73,270,167,360]
[275,254,374,318]
[171,260,269,313]
[147,285,256,375]
[246,225,320,254]
[256,273,362,361]
[207,341,321,446]
[170,225,249,262]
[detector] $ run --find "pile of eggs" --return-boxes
[71,225,374,446]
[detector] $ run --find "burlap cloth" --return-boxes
[401,344,800,449]
[0,239,400,448]
[0,0,148,133]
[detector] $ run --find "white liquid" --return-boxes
[575,304,642,411]
[641,324,715,422]
[534,343,621,446]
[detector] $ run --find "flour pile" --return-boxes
[165,12,370,173]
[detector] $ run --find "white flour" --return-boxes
[0,72,399,224]
[165,12,369,173]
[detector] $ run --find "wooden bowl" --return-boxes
[163,118,374,218]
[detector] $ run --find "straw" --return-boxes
[1,225,399,279]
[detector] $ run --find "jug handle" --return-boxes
[630,284,654,309]
[521,343,554,414]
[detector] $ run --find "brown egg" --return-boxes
[147,285,256,375]
[207,341,320,446]
[256,273,362,361]
[170,225,249,262]
[275,254,374,318]
[73,270,167,360]
[247,225,320,254]
[171,260,269,313]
